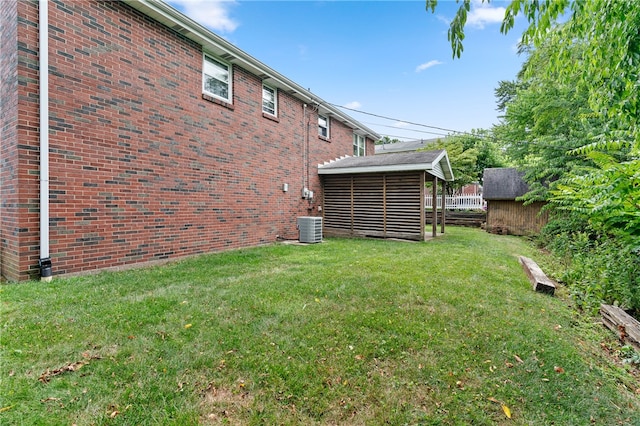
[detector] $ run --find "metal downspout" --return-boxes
[39,0,52,281]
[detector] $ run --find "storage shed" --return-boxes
[483,168,548,236]
[318,150,454,241]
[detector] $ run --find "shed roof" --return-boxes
[374,138,443,154]
[124,0,381,142]
[318,150,454,181]
[482,168,529,200]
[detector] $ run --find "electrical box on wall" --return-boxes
[301,187,313,200]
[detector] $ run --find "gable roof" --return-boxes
[124,0,381,142]
[374,138,443,154]
[482,168,530,200]
[318,150,454,181]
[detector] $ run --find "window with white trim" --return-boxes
[262,84,277,116]
[353,133,365,157]
[318,114,329,138]
[203,54,231,102]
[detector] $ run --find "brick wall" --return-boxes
[4,0,372,279]
[1,0,42,281]
[0,0,19,280]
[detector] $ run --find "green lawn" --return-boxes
[1,227,638,425]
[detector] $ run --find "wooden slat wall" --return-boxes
[323,175,354,232]
[322,172,425,240]
[486,201,549,236]
[352,174,385,233]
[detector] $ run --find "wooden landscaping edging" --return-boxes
[425,210,485,228]
[518,256,556,295]
[600,304,640,350]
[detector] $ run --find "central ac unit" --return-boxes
[297,216,322,243]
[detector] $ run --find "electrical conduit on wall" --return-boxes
[39,0,52,281]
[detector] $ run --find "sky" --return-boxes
[166,0,528,141]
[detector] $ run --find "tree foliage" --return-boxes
[421,131,506,192]
[426,0,640,311]
[427,0,639,151]
[492,31,601,202]
[376,136,401,145]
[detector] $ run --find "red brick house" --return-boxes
[0,0,380,281]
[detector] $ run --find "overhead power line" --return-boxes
[378,132,448,141]
[359,121,450,138]
[328,103,481,138]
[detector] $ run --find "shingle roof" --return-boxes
[482,168,529,200]
[318,150,454,181]
[374,138,443,154]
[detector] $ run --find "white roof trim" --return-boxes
[123,0,381,141]
[319,163,446,179]
[318,149,454,181]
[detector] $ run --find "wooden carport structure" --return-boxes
[318,150,454,241]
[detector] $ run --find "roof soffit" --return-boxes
[123,0,381,141]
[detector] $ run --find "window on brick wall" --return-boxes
[353,133,365,156]
[203,54,231,102]
[262,84,277,116]
[318,114,329,138]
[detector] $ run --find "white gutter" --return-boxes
[123,0,381,141]
[39,0,52,281]
[318,163,447,179]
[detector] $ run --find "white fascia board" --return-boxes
[123,0,381,141]
[439,153,454,181]
[429,149,454,181]
[318,163,438,176]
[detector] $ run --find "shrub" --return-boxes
[541,216,640,315]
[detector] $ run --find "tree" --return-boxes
[420,130,506,192]
[427,0,640,310]
[376,136,401,145]
[492,31,601,202]
[426,0,639,152]
[424,137,478,193]
[427,0,639,210]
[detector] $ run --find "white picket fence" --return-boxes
[425,194,486,210]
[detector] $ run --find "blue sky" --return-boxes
[167,0,528,141]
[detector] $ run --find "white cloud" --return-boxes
[466,0,506,29]
[344,101,362,109]
[169,0,239,33]
[436,15,451,26]
[415,60,443,72]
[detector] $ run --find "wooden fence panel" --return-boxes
[486,201,548,235]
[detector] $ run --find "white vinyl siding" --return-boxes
[203,54,231,102]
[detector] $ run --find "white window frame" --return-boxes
[202,53,232,102]
[262,84,277,116]
[318,114,329,138]
[353,133,366,156]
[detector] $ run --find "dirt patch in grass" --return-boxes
[200,383,255,425]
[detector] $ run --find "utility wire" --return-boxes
[359,121,450,138]
[378,133,448,141]
[328,103,482,138]
[329,103,628,154]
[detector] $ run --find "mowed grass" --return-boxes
[1,227,639,425]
